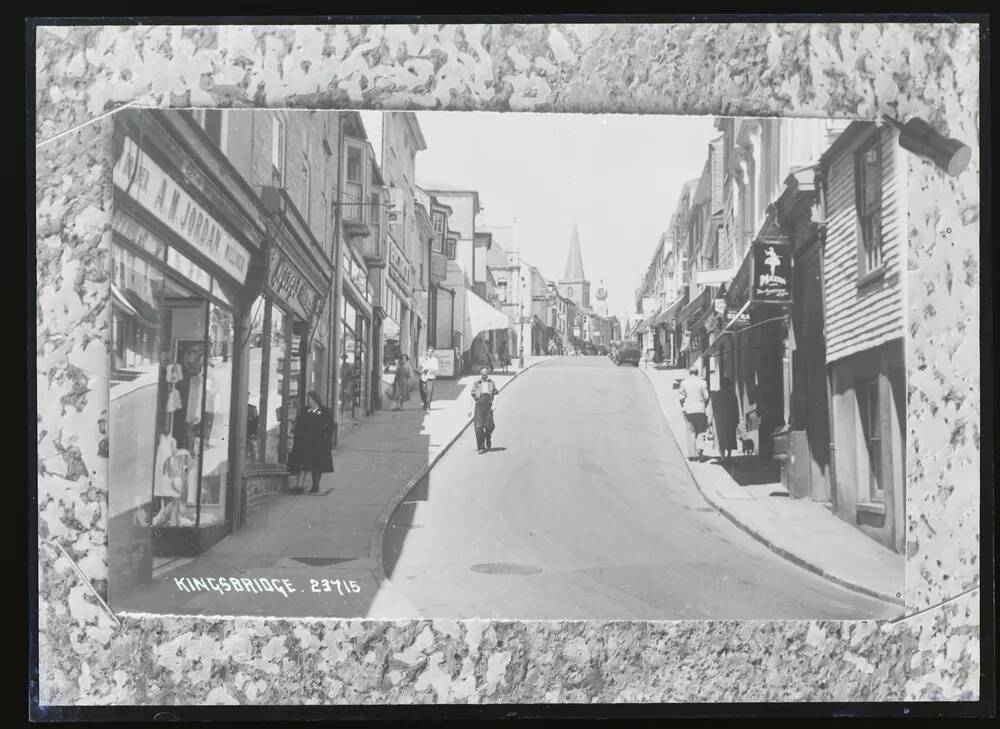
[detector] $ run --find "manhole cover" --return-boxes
[470,562,542,575]
[290,557,354,566]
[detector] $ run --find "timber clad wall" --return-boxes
[823,126,906,364]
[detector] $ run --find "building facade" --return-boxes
[816,121,907,552]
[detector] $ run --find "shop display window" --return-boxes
[265,304,290,464]
[109,237,238,564]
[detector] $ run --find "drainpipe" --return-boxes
[330,112,345,445]
[816,163,837,511]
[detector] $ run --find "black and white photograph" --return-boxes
[106,108,912,621]
[33,20,985,712]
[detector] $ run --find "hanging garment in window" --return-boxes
[165,388,183,413]
[186,373,203,425]
[165,363,184,383]
[152,434,178,498]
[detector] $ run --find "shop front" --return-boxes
[244,187,328,509]
[709,237,792,464]
[337,250,375,418]
[108,111,268,599]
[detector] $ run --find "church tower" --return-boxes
[558,223,590,308]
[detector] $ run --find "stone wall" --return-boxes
[34,22,981,706]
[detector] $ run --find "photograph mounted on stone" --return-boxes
[105,107,926,622]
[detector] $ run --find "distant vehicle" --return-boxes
[616,342,641,366]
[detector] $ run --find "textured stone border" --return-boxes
[370,359,545,586]
[33,23,981,706]
[640,367,904,607]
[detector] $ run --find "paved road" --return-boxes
[378,356,901,620]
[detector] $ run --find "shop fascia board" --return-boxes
[127,110,270,253]
[259,186,332,293]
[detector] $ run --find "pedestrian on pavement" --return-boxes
[418,347,439,411]
[678,365,711,461]
[714,377,740,464]
[471,367,497,454]
[287,391,334,494]
[392,354,413,410]
[498,341,511,373]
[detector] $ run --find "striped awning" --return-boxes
[652,293,687,328]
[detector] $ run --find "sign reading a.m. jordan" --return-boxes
[751,240,793,304]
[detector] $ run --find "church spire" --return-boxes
[562,223,586,282]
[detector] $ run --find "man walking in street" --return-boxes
[471,367,498,454]
[418,347,439,411]
[678,364,711,461]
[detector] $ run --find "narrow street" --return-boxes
[378,356,901,620]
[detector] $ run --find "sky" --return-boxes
[361,111,718,317]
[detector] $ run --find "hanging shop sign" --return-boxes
[726,308,752,325]
[267,247,320,322]
[388,240,410,288]
[750,240,792,304]
[113,135,251,284]
[714,298,726,315]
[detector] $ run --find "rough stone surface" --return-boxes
[34,22,981,705]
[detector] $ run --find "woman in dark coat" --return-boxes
[392,355,414,410]
[288,390,334,493]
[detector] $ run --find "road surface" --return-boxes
[379,356,901,620]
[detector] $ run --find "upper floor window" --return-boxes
[301,159,311,226]
[496,278,509,303]
[445,237,457,260]
[343,144,365,220]
[191,109,227,153]
[855,134,884,278]
[431,212,445,254]
[271,114,286,185]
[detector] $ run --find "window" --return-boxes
[344,146,364,221]
[855,135,883,277]
[346,147,363,184]
[445,237,456,260]
[858,376,884,500]
[496,277,509,303]
[271,114,285,184]
[431,212,445,253]
[301,159,311,226]
[192,110,226,152]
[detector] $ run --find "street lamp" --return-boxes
[518,302,525,368]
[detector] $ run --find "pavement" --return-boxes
[374,356,902,620]
[641,365,905,606]
[114,357,546,618]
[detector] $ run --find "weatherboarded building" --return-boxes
[818,120,907,553]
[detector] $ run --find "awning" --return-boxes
[632,310,659,335]
[652,293,687,328]
[111,283,140,318]
[678,286,711,326]
[465,289,510,338]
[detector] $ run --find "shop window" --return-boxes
[245,295,267,463]
[199,302,234,526]
[857,376,884,501]
[265,305,290,464]
[855,135,884,278]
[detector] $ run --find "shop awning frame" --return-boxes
[465,289,510,339]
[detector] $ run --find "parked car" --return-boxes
[616,343,641,366]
